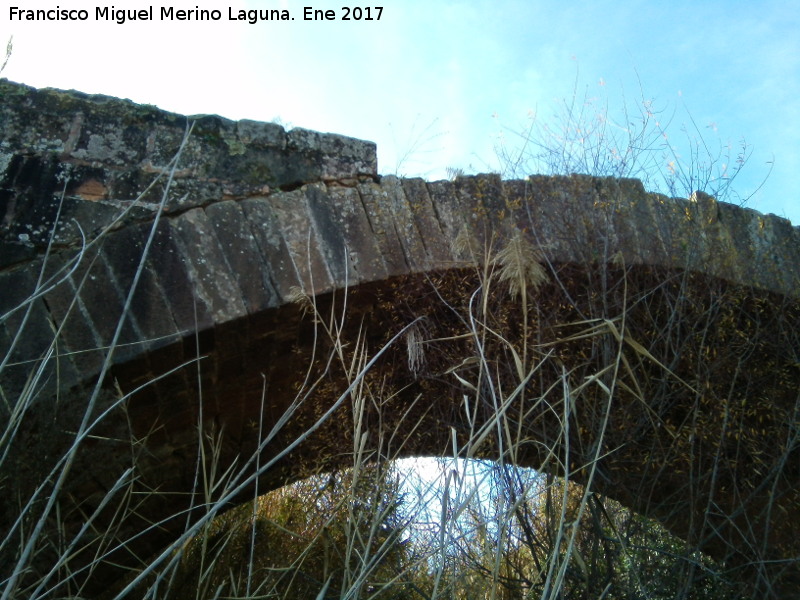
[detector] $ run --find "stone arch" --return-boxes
[1,80,799,598]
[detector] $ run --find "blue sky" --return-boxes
[2,0,798,223]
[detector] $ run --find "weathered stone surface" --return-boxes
[141,219,215,335]
[426,179,473,262]
[303,183,352,287]
[0,260,81,398]
[239,195,300,302]
[357,179,420,276]
[268,187,335,294]
[171,207,249,325]
[205,200,280,314]
[0,78,378,265]
[306,184,388,284]
[37,249,111,377]
[400,177,453,264]
[100,223,183,353]
[372,175,432,272]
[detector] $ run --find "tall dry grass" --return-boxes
[1,79,796,600]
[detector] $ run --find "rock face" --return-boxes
[1,78,799,599]
[0,79,377,265]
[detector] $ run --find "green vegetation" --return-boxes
[146,457,744,599]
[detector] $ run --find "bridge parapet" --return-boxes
[0,78,377,264]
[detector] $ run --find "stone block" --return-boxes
[426,180,473,263]
[265,188,334,295]
[0,261,80,396]
[239,196,301,302]
[371,176,429,272]
[305,183,390,285]
[287,127,377,180]
[170,208,248,325]
[37,251,107,381]
[100,222,184,355]
[400,178,453,266]
[356,180,413,277]
[67,246,143,366]
[142,219,215,335]
[205,200,280,313]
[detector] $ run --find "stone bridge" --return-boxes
[1,79,799,598]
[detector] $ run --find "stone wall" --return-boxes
[2,77,798,287]
[0,78,377,266]
[1,77,799,400]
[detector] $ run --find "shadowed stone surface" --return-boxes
[1,79,799,599]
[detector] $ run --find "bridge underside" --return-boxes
[6,260,799,598]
